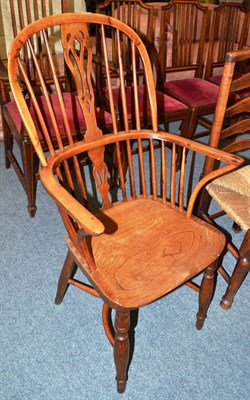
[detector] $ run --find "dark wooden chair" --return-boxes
[0,0,111,217]
[157,0,249,141]
[95,0,193,135]
[197,48,250,310]
[8,13,243,392]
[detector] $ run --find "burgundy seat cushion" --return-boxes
[165,77,241,108]
[164,78,221,108]
[105,84,188,120]
[209,73,249,99]
[6,92,112,140]
[209,72,243,86]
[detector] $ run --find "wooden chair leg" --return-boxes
[114,310,130,393]
[22,140,38,217]
[2,115,13,169]
[220,229,250,310]
[196,260,218,330]
[55,251,78,305]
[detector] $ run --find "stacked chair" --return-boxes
[7,13,243,393]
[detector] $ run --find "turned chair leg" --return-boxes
[114,310,130,394]
[55,251,78,305]
[196,260,218,330]
[220,229,250,310]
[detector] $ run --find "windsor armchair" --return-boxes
[0,0,97,217]
[95,0,192,135]
[198,48,250,310]
[8,13,243,392]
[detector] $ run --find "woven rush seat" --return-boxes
[206,165,250,232]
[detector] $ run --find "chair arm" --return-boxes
[40,165,105,237]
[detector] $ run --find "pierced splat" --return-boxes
[61,22,111,209]
[61,22,101,142]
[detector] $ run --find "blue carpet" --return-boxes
[0,135,249,400]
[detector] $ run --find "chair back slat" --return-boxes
[115,142,128,200]
[138,138,147,198]
[150,138,157,200]
[170,143,177,207]
[161,141,167,204]
[126,140,137,199]
[179,147,186,213]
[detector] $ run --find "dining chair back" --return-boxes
[157,0,214,138]
[204,2,250,81]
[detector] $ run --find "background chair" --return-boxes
[95,0,192,136]
[198,1,250,132]
[157,0,250,141]
[198,48,250,310]
[0,0,98,217]
[8,13,243,393]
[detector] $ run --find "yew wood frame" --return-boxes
[8,13,244,393]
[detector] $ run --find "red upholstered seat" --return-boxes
[164,78,220,108]
[105,84,188,119]
[209,73,249,99]
[6,92,112,140]
[164,78,239,108]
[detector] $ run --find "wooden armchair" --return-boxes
[0,0,104,217]
[8,13,243,392]
[95,0,192,135]
[198,48,250,310]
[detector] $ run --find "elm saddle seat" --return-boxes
[67,197,225,309]
[8,13,243,393]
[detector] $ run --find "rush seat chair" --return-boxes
[198,48,250,310]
